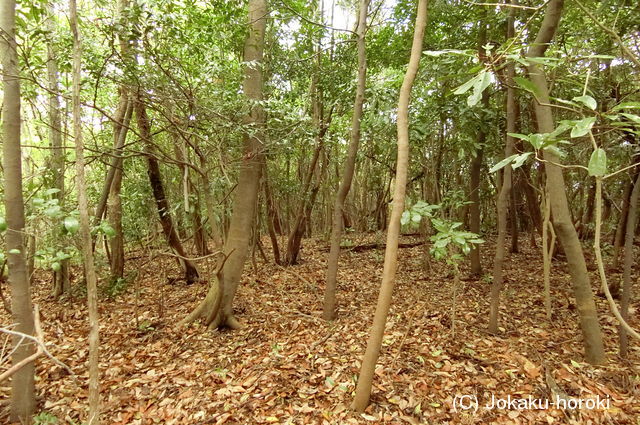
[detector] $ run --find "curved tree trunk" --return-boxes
[526,0,605,364]
[323,0,369,320]
[182,0,267,330]
[352,0,428,411]
[2,0,36,419]
[135,98,200,284]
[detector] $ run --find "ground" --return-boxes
[1,233,639,424]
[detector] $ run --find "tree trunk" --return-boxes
[182,0,267,330]
[612,167,638,269]
[134,98,200,284]
[488,2,516,333]
[70,0,101,420]
[526,0,605,364]
[469,88,486,276]
[107,95,132,280]
[619,171,640,357]
[2,0,36,419]
[263,162,282,265]
[323,0,369,320]
[46,1,70,296]
[352,0,427,411]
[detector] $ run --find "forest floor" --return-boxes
[1,233,639,425]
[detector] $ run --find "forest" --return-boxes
[1,0,639,423]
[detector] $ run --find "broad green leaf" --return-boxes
[101,223,116,238]
[401,211,410,226]
[588,148,607,176]
[51,262,61,272]
[0,216,6,232]
[612,102,640,111]
[543,144,566,158]
[9,249,21,254]
[529,134,544,149]
[507,133,530,142]
[572,95,597,110]
[453,70,485,96]
[489,154,518,173]
[514,77,541,98]
[63,216,80,234]
[467,70,492,107]
[620,113,640,125]
[512,152,532,169]
[570,117,596,138]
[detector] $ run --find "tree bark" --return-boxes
[134,98,199,284]
[526,0,605,364]
[488,1,516,333]
[2,0,36,419]
[323,0,369,320]
[46,1,70,296]
[263,162,282,265]
[182,0,267,330]
[469,80,486,276]
[70,0,101,421]
[619,171,640,357]
[352,0,428,411]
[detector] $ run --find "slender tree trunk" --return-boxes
[2,0,36,419]
[509,179,519,253]
[323,0,369,320]
[46,2,70,296]
[263,162,281,264]
[107,96,132,280]
[182,0,267,330]
[352,0,428,411]
[134,99,199,284]
[526,0,605,364]
[69,0,101,421]
[619,171,640,357]
[488,1,516,333]
[469,92,486,276]
[612,167,638,269]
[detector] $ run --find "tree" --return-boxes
[69,0,101,420]
[352,0,428,412]
[322,0,370,321]
[526,0,605,364]
[182,0,267,330]
[2,0,36,418]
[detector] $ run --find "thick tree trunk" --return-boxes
[619,171,640,357]
[488,2,516,333]
[526,0,605,364]
[352,0,427,411]
[323,0,369,320]
[70,0,101,421]
[2,0,36,419]
[135,99,199,284]
[183,0,267,330]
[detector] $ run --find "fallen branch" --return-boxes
[0,305,74,381]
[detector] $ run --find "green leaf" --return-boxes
[100,223,116,238]
[0,216,7,233]
[620,113,640,125]
[572,95,597,110]
[512,152,532,169]
[570,117,596,138]
[588,148,607,176]
[612,101,640,111]
[453,71,485,96]
[467,70,491,107]
[514,77,541,98]
[8,249,21,255]
[529,134,544,149]
[51,262,61,272]
[401,211,410,226]
[489,154,518,173]
[63,217,80,234]
[507,133,530,142]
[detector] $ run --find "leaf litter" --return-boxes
[1,233,638,424]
